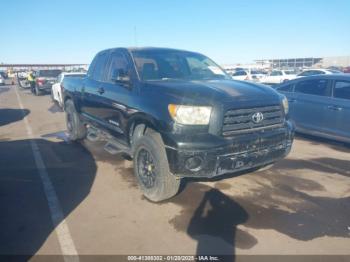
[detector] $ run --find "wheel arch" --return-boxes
[127,113,162,148]
[63,94,78,111]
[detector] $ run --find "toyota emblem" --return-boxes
[252,112,264,123]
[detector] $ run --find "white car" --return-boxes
[297,68,343,78]
[0,75,5,85]
[51,72,85,107]
[261,70,296,84]
[231,70,266,82]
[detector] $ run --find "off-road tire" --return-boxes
[65,99,86,141]
[133,129,180,202]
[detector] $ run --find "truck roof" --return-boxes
[100,47,199,54]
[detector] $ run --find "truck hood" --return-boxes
[144,79,281,105]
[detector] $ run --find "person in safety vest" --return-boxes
[27,71,36,94]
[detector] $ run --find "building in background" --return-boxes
[255,56,350,70]
[224,56,350,73]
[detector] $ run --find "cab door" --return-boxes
[80,51,109,123]
[97,50,136,141]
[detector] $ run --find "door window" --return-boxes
[333,81,350,100]
[295,79,330,96]
[106,52,130,82]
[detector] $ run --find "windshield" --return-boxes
[38,70,62,77]
[131,50,231,81]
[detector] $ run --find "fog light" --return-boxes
[185,156,203,172]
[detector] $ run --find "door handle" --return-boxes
[97,87,105,94]
[327,105,342,111]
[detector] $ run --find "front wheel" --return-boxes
[133,129,180,202]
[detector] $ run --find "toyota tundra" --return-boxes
[63,47,294,202]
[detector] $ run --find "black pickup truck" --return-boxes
[63,47,294,201]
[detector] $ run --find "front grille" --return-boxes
[222,105,284,136]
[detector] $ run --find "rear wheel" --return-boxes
[65,99,86,141]
[133,129,180,202]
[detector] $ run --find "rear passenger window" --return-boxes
[277,84,293,92]
[334,81,350,100]
[295,79,330,96]
[92,52,109,81]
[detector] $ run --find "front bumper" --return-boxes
[164,121,294,178]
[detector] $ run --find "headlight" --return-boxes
[282,96,289,115]
[168,104,212,125]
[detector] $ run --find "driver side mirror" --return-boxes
[111,69,131,86]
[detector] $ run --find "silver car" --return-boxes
[275,74,350,143]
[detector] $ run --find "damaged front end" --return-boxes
[165,120,294,178]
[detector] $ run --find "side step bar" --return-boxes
[86,125,131,156]
[86,126,101,142]
[104,140,131,155]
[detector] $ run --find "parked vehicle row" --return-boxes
[229,68,346,85]
[16,69,86,101]
[260,70,297,84]
[231,69,266,82]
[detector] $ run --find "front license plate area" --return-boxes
[217,147,286,175]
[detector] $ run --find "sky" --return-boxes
[1,0,349,65]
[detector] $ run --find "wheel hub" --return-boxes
[137,148,156,189]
